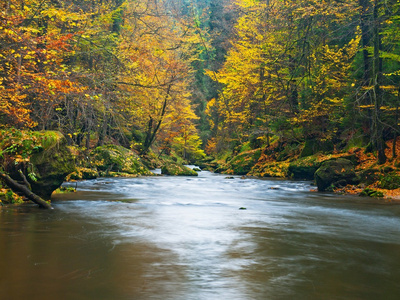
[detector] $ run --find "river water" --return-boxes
[1,170,400,300]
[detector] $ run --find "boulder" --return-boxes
[288,156,322,180]
[224,149,261,175]
[29,132,76,199]
[90,144,152,176]
[315,158,359,191]
[161,162,198,176]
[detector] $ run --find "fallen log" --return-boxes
[0,171,53,209]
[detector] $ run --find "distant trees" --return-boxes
[2,0,400,162]
[205,0,400,162]
[0,0,205,160]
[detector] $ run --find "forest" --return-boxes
[1,0,400,206]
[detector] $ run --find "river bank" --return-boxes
[204,139,400,201]
[2,128,400,206]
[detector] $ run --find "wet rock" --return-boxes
[315,158,359,192]
[161,162,198,176]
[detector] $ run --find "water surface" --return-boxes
[1,171,400,299]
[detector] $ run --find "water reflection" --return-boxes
[1,171,400,299]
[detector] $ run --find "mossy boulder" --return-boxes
[315,158,359,192]
[224,149,261,175]
[90,144,152,176]
[29,131,76,199]
[288,156,322,180]
[161,162,198,176]
[67,167,99,181]
[249,161,290,178]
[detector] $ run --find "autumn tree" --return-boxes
[0,0,84,129]
[115,0,205,157]
[206,0,360,155]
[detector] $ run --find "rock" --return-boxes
[161,162,198,176]
[288,156,322,180]
[90,144,152,176]
[314,158,359,192]
[67,167,99,181]
[29,131,76,199]
[224,149,261,175]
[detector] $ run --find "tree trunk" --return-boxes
[141,84,172,155]
[372,0,386,164]
[359,0,372,85]
[0,172,53,209]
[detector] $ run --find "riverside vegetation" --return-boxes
[2,0,400,206]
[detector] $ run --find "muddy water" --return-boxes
[1,171,400,299]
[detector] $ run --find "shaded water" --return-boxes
[1,170,400,299]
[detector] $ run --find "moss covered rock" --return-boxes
[161,163,198,176]
[315,158,359,192]
[288,156,322,180]
[90,144,152,176]
[249,161,289,178]
[224,149,261,175]
[29,131,76,199]
[67,167,99,181]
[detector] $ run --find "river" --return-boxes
[1,170,400,299]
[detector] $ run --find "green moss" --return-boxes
[288,155,322,180]
[67,167,99,181]
[249,161,289,178]
[315,158,358,191]
[161,162,198,176]
[360,188,384,197]
[0,189,24,204]
[33,131,64,149]
[378,172,400,190]
[54,186,76,194]
[90,144,152,176]
[223,149,261,175]
[300,139,334,158]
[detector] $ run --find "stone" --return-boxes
[288,155,322,180]
[29,132,76,199]
[314,158,358,192]
[90,144,152,176]
[161,162,198,176]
